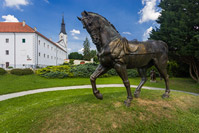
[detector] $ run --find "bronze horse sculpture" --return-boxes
[78,11,170,106]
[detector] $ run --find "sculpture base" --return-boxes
[150,80,157,83]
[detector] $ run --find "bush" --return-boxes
[107,69,138,78]
[36,63,139,79]
[127,69,139,78]
[0,68,7,75]
[10,68,34,75]
[69,59,74,65]
[36,65,73,78]
[43,71,68,79]
[71,63,139,78]
[71,63,98,78]
[7,66,13,69]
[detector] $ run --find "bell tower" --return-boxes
[59,14,67,51]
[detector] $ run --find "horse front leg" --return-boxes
[90,64,110,100]
[114,63,133,107]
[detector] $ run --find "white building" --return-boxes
[0,16,68,68]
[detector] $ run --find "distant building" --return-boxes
[0,16,67,69]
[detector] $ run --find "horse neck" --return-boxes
[100,25,121,47]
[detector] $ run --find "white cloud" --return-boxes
[70,29,80,36]
[139,0,161,23]
[67,48,71,51]
[70,29,81,40]
[78,48,84,53]
[142,26,153,41]
[122,32,132,35]
[73,36,79,40]
[3,0,29,10]
[2,15,19,22]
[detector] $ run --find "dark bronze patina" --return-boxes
[78,11,170,106]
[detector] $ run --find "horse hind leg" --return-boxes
[114,63,133,107]
[154,58,170,98]
[134,68,147,98]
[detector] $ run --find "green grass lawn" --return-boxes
[0,74,199,95]
[0,87,199,132]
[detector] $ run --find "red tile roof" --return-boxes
[0,22,35,33]
[0,22,66,52]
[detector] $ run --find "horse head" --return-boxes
[77,11,102,47]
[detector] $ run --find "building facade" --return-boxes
[0,17,67,68]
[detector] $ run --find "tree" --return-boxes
[150,0,199,82]
[83,37,91,61]
[68,52,83,60]
[90,50,99,63]
[90,50,97,58]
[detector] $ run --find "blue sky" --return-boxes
[0,0,161,53]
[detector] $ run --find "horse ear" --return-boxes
[77,16,82,21]
[84,10,88,16]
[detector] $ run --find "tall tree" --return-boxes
[83,37,91,61]
[150,0,199,82]
[90,50,97,58]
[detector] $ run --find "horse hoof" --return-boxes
[124,99,132,107]
[134,92,140,98]
[162,93,169,98]
[95,93,103,100]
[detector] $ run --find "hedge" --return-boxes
[10,68,34,75]
[0,68,7,75]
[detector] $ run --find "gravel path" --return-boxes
[0,84,198,102]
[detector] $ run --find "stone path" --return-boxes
[0,84,198,102]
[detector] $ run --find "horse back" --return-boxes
[128,40,168,55]
[125,40,168,68]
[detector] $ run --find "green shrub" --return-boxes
[7,66,13,69]
[0,68,7,75]
[127,69,139,78]
[69,59,74,64]
[22,68,34,75]
[71,63,138,78]
[106,69,138,78]
[36,63,139,79]
[71,63,98,78]
[43,71,68,79]
[10,68,34,75]
[36,65,73,78]
[63,62,70,65]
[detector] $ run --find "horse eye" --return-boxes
[88,23,92,26]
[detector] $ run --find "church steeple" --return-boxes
[60,14,66,34]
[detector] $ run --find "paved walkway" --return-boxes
[0,84,198,102]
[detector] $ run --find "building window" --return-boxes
[38,40,40,45]
[22,39,26,43]
[51,56,53,59]
[44,54,45,58]
[6,50,9,55]
[51,47,53,50]
[44,43,45,47]
[47,55,49,58]
[39,52,41,56]
[47,45,49,49]
[6,38,9,43]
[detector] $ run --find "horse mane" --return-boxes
[88,12,120,34]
